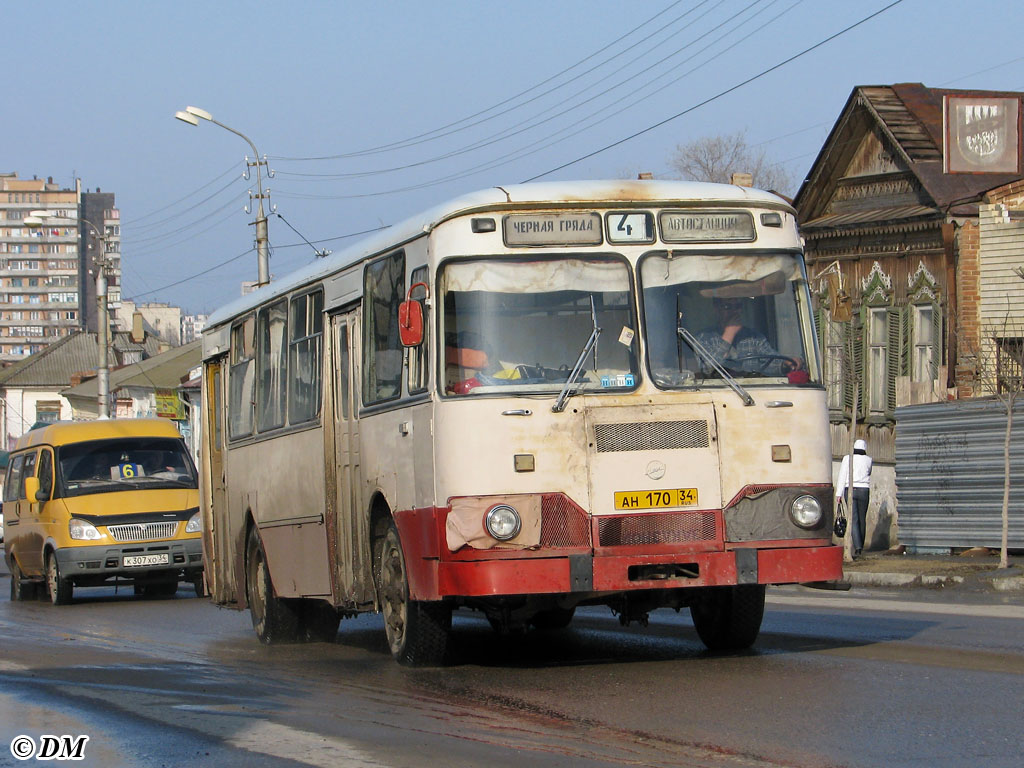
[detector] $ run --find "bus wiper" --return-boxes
[676,322,754,407]
[552,295,602,413]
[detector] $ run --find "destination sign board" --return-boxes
[659,210,755,243]
[503,212,603,246]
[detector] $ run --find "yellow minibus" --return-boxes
[4,419,202,604]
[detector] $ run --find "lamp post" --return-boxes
[174,106,271,288]
[26,211,112,419]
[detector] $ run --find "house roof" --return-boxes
[796,83,1024,226]
[0,331,163,389]
[62,339,201,401]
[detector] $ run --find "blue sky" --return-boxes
[6,0,1024,313]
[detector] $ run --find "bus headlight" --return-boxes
[790,495,823,529]
[185,511,202,533]
[69,518,102,541]
[484,504,521,541]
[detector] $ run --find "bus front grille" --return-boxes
[597,511,718,547]
[593,420,709,452]
[107,522,179,542]
[540,493,592,547]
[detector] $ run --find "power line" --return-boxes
[121,162,240,225]
[524,0,906,181]
[272,0,695,162]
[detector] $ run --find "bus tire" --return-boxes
[375,522,450,666]
[301,600,341,643]
[9,559,33,602]
[690,584,765,652]
[46,552,73,606]
[246,527,301,644]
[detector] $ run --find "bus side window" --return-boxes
[4,454,26,503]
[256,298,288,431]
[408,266,429,395]
[229,316,256,439]
[37,449,54,499]
[288,290,324,425]
[338,320,350,420]
[20,452,37,500]
[363,250,405,404]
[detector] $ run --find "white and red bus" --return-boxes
[199,180,842,665]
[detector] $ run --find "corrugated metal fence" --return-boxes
[895,398,1024,549]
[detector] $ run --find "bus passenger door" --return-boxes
[331,310,372,606]
[202,357,233,602]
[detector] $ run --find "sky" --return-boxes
[6,0,1024,315]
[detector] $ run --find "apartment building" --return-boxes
[0,172,121,363]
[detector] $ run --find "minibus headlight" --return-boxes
[69,518,102,541]
[790,495,823,529]
[484,504,521,541]
[185,511,202,533]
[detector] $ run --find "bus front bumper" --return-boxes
[421,544,842,600]
[56,538,204,582]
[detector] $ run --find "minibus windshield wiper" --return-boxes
[552,296,602,413]
[676,322,754,407]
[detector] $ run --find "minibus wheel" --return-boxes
[9,560,35,602]
[46,552,73,606]
[689,584,765,651]
[375,522,450,666]
[245,527,301,643]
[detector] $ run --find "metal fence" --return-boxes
[895,398,1024,549]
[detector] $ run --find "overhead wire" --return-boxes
[524,0,906,181]
[121,162,240,225]
[271,0,695,161]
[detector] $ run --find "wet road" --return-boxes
[1,568,1022,768]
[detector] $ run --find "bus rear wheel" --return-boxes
[375,523,450,666]
[690,584,765,652]
[246,527,301,644]
[9,559,37,602]
[46,552,73,606]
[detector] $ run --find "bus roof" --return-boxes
[205,180,792,330]
[10,418,182,452]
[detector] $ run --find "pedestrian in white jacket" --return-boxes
[836,439,872,558]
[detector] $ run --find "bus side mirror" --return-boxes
[24,476,48,502]
[398,282,429,347]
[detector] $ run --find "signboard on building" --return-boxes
[944,95,1021,174]
[155,388,185,420]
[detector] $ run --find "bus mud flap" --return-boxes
[569,555,593,592]
[735,548,758,585]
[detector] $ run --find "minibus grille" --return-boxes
[597,511,718,547]
[107,521,180,542]
[593,420,709,452]
[540,494,592,547]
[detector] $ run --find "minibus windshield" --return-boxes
[58,437,197,497]
[441,256,639,396]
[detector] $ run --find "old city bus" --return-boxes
[199,180,843,665]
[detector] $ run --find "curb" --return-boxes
[845,569,1024,591]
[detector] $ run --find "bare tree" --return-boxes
[670,130,794,195]
[968,305,1024,569]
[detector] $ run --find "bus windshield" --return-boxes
[441,256,639,396]
[640,252,819,388]
[58,437,198,497]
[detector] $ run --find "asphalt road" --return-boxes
[1,568,1022,768]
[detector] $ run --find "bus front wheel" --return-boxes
[690,584,765,651]
[46,552,73,606]
[246,527,301,644]
[375,522,450,666]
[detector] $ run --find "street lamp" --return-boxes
[174,106,271,287]
[26,211,112,419]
